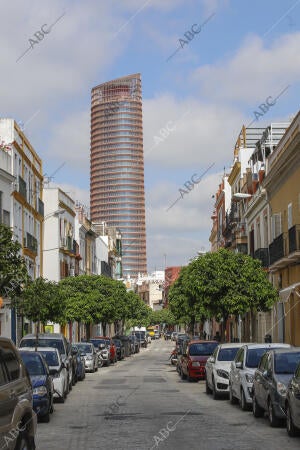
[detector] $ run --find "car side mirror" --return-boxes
[235,361,243,369]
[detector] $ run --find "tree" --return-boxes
[124,291,152,330]
[169,266,209,335]
[185,249,278,340]
[0,224,28,299]
[16,278,65,325]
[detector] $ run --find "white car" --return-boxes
[30,347,69,403]
[229,343,291,410]
[205,343,245,399]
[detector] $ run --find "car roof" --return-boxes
[267,347,300,354]
[21,333,66,339]
[217,343,246,349]
[19,346,60,354]
[243,343,291,350]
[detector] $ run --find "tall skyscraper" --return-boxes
[90,73,147,278]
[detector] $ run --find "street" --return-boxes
[36,339,299,450]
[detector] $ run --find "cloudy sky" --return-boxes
[1,0,300,272]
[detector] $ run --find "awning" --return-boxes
[279,282,300,302]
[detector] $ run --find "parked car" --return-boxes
[0,337,37,450]
[252,348,300,427]
[154,330,160,340]
[114,335,132,357]
[229,343,291,410]
[205,343,244,399]
[164,331,172,340]
[75,343,98,372]
[71,345,85,381]
[113,339,125,360]
[19,350,54,422]
[25,347,69,404]
[91,337,117,364]
[179,340,218,381]
[128,335,140,354]
[89,339,111,366]
[19,333,73,392]
[171,332,178,341]
[132,331,147,348]
[286,360,300,436]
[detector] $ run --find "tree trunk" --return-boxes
[102,322,107,336]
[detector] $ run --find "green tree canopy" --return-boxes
[0,224,28,298]
[169,249,278,338]
[14,277,65,325]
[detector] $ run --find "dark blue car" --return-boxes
[71,344,85,381]
[19,350,54,422]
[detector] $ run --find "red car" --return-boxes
[92,336,117,364]
[179,340,218,381]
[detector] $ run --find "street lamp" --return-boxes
[43,208,65,220]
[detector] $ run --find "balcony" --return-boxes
[24,232,38,253]
[254,248,269,268]
[288,225,300,261]
[269,233,289,268]
[18,176,27,200]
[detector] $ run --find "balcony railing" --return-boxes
[288,225,300,254]
[24,232,38,253]
[269,233,287,265]
[254,248,269,268]
[18,176,27,200]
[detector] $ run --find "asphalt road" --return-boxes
[36,339,300,450]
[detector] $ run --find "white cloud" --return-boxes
[143,94,245,169]
[191,33,300,103]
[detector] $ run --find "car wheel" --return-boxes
[15,429,35,450]
[240,388,250,411]
[40,410,50,423]
[206,378,212,395]
[252,393,264,418]
[268,399,281,427]
[286,402,300,437]
[229,384,238,404]
[212,378,219,400]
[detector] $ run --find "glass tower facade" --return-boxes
[90,74,147,277]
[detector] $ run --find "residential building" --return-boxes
[135,271,164,309]
[263,113,300,345]
[0,119,44,342]
[0,141,15,338]
[93,221,122,279]
[75,203,97,276]
[43,188,77,282]
[90,73,147,278]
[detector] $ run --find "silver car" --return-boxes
[229,343,291,410]
[75,343,98,373]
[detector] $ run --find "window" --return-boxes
[1,345,20,381]
[272,213,282,240]
[288,203,293,229]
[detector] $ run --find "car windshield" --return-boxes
[90,339,106,347]
[246,348,271,368]
[39,351,59,367]
[77,344,93,353]
[20,353,46,376]
[218,347,240,361]
[275,352,300,374]
[189,343,218,356]
[20,338,65,355]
